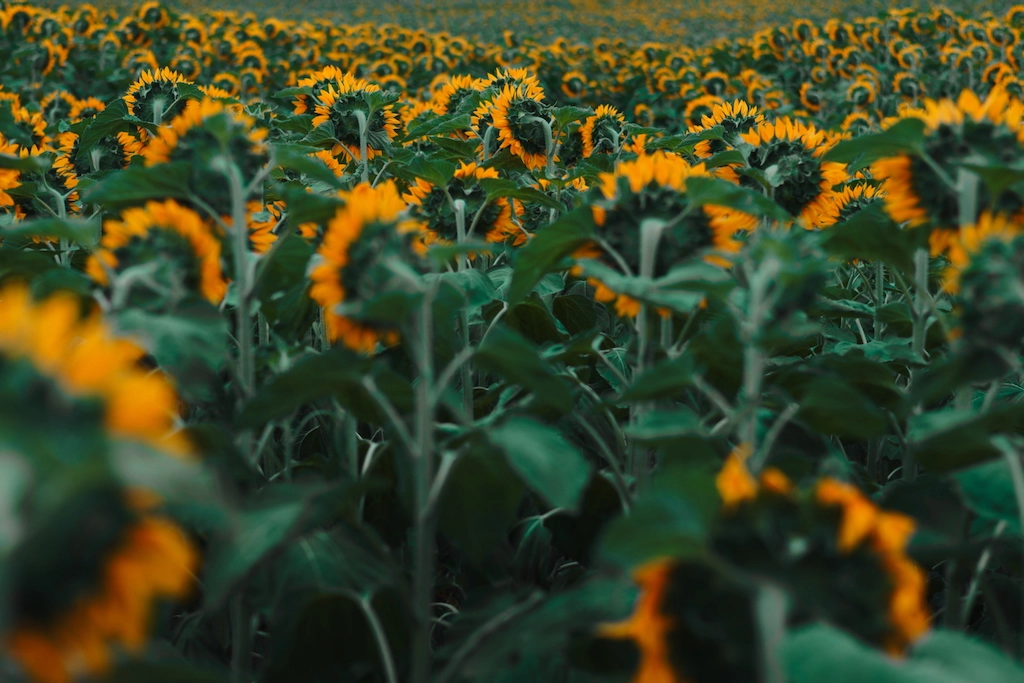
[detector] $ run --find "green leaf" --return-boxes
[83,162,192,209]
[1,217,100,248]
[438,440,525,561]
[75,98,131,161]
[623,407,704,442]
[478,178,564,211]
[821,204,919,274]
[508,206,594,306]
[795,375,889,439]
[489,416,592,511]
[473,326,574,412]
[954,459,1023,535]
[620,354,695,401]
[115,303,228,375]
[0,152,50,173]
[685,176,792,221]
[402,112,472,141]
[203,483,343,607]
[822,118,926,172]
[908,404,1024,472]
[576,260,706,313]
[273,143,344,188]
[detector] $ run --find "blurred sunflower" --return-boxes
[872,87,1024,251]
[87,200,228,306]
[0,284,197,683]
[580,151,756,317]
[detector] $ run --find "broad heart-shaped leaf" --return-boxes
[434,578,637,683]
[822,118,927,172]
[202,482,353,608]
[820,203,920,275]
[599,456,719,569]
[438,436,525,561]
[552,105,594,127]
[74,98,131,161]
[1,217,100,247]
[507,206,594,306]
[83,161,192,209]
[623,406,705,443]
[238,346,413,427]
[684,176,792,222]
[954,458,1023,535]
[907,404,1024,472]
[783,625,1024,683]
[401,112,472,142]
[488,415,592,511]
[473,325,575,413]
[253,228,314,334]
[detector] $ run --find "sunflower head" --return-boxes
[487,84,551,171]
[310,75,401,163]
[87,199,228,307]
[432,73,485,116]
[872,87,1024,235]
[403,161,524,248]
[580,104,625,158]
[0,284,197,683]
[690,99,765,158]
[580,152,756,317]
[738,118,848,228]
[122,67,193,124]
[309,181,424,354]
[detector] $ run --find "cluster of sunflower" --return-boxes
[4,2,1024,140]
[4,2,1024,683]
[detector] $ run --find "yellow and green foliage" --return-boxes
[4,2,1024,682]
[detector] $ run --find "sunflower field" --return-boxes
[7,0,1024,681]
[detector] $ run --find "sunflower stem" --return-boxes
[354,109,370,184]
[993,436,1024,658]
[740,249,777,454]
[411,280,438,683]
[453,199,474,421]
[223,160,255,404]
[230,594,250,683]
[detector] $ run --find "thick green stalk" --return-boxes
[411,284,437,683]
[453,199,474,421]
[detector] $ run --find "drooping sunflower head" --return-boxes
[39,90,77,124]
[738,117,849,228]
[488,84,552,171]
[69,96,106,122]
[86,199,228,307]
[122,67,193,124]
[689,99,765,158]
[830,181,884,222]
[309,181,423,354]
[580,104,625,158]
[310,75,401,163]
[871,87,1024,236]
[482,67,545,102]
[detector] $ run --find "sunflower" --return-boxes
[122,67,193,124]
[403,160,525,247]
[561,70,591,99]
[310,75,400,163]
[39,91,76,124]
[830,182,884,221]
[68,97,106,122]
[580,105,625,158]
[940,211,1023,294]
[247,200,283,254]
[308,181,422,353]
[0,285,197,683]
[86,200,228,306]
[431,73,484,116]
[728,118,848,228]
[0,134,23,211]
[688,99,765,158]
[487,84,551,171]
[579,152,756,318]
[871,87,1024,246]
